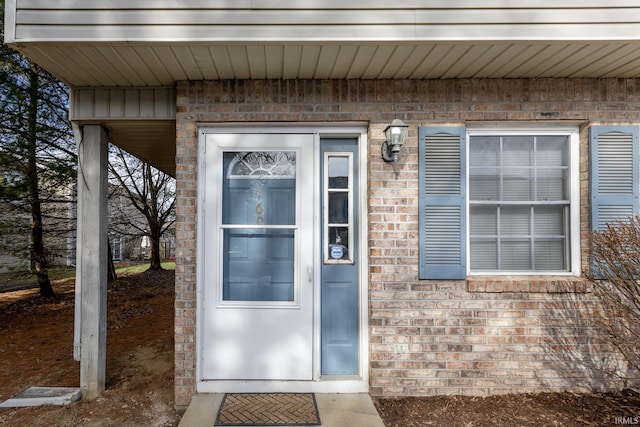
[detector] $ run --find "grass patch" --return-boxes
[49,266,77,283]
[115,261,176,276]
[0,261,176,283]
[0,266,76,283]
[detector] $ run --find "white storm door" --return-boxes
[202,133,314,381]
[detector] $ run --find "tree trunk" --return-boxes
[148,235,162,270]
[107,240,117,283]
[27,67,54,297]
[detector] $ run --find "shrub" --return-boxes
[588,216,640,375]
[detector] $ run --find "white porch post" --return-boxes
[76,124,109,400]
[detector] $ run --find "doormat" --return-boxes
[215,393,321,426]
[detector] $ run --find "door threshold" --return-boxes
[196,379,368,394]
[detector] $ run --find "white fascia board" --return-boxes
[12,23,640,44]
[4,0,17,44]
[15,0,640,8]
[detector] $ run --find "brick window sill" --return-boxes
[467,276,589,293]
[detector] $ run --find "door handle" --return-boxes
[307,265,313,282]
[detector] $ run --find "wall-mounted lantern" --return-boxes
[381,118,409,162]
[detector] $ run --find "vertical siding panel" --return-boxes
[76,89,95,119]
[94,89,110,117]
[160,90,173,117]
[108,89,124,118]
[72,87,175,120]
[139,89,155,118]
[125,89,140,118]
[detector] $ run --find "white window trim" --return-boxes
[466,125,581,276]
[323,151,355,265]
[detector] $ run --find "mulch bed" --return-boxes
[374,389,640,426]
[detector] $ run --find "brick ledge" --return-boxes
[467,276,589,293]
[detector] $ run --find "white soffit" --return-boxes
[13,41,640,88]
[8,2,640,85]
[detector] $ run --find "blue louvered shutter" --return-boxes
[590,126,639,277]
[419,126,467,279]
[590,126,639,230]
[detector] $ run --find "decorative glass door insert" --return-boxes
[222,151,297,303]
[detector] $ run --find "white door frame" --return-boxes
[196,124,369,393]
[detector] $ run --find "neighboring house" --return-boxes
[0,173,31,272]
[5,1,640,406]
[0,225,29,273]
[107,184,175,262]
[23,182,174,268]
[0,178,74,271]
[111,234,175,262]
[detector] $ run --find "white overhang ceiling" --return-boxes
[13,41,640,87]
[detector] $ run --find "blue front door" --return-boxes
[320,139,359,375]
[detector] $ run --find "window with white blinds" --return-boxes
[418,125,580,279]
[469,133,574,273]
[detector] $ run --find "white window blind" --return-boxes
[469,135,570,272]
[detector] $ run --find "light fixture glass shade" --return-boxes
[384,118,409,145]
[382,118,409,162]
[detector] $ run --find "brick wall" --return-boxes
[174,78,640,406]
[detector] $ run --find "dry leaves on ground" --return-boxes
[1,268,639,426]
[0,269,182,427]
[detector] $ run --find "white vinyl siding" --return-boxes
[9,1,640,42]
[70,88,176,121]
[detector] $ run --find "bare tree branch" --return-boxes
[587,216,640,377]
[108,145,175,270]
